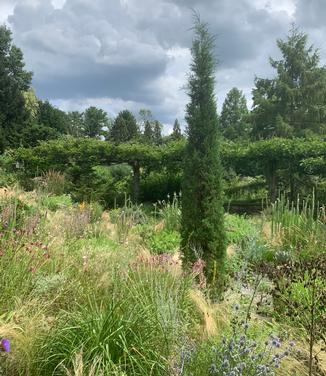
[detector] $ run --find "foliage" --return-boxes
[38,100,68,135]
[33,266,193,376]
[39,194,73,211]
[220,87,251,140]
[154,193,181,232]
[139,225,181,254]
[0,25,32,152]
[261,257,326,375]
[83,106,109,139]
[252,26,326,139]
[269,193,326,255]
[224,214,257,244]
[109,110,139,143]
[111,197,147,243]
[182,319,294,375]
[36,170,67,196]
[181,16,226,289]
[170,119,183,141]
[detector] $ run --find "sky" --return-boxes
[1,0,326,133]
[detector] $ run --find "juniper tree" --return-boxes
[181,16,226,290]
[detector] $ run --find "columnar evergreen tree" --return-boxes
[181,16,226,289]
[0,25,32,151]
[110,110,138,143]
[220,87,251,140]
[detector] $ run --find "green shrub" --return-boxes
[224,214,257,244]
[39,194,73,211]
[139,226,181,254]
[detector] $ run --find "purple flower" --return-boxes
[1,338,10,352]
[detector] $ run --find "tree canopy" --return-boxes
[252,26,326,139]
[0,25,32,151]
[220,87,250,140]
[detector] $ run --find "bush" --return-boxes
[224,214,257,244]
[139,225,180,254]
[39,194,73,211]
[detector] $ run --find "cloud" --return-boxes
[5,0,325,128]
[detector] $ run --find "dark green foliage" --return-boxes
[4,136,326,206]
[83,106,109,139]
[38,100,69,134]
[220,87,251,140]
[252,26,326,139]
[143,120,154,144]
[181,17,226,287]
[170,119,183,141]
[0,25,32,151]
[153,120,163,145]
[109,110,138,143]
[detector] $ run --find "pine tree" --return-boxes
[181,16,226,291]
[110,110,138,143]
[220,87,250,140]
[153,120,163,145]
[143,120,154,144]
[252,26,326,139]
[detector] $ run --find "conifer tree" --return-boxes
[110,110,138,143]
[181,16,226,291]
[153,120,163,145]
[220,87,250,140]
[143,120,154,144]
[171,119,182,140]
[252,26,326,138]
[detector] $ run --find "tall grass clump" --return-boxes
[269,193,326,254]
[33,264,195,376]
[36,170,67,195]
[154,193,181,232]
[111,196,146,244]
